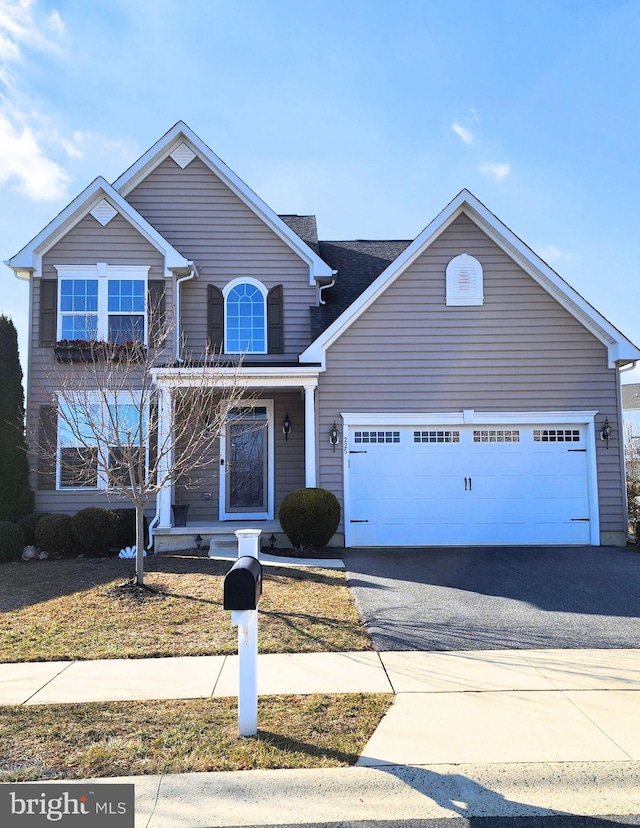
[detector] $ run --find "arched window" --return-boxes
[223,279,267,353]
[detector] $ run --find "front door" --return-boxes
[220,403,273,519]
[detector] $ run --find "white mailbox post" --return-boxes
[227,529,262,737]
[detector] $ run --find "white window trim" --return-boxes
[56,392,149,491]
[222,277,268,355]
[54,264,150,344]
[219,399,274,519]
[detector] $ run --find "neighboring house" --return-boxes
[6,122,640,549]
[622,383,640,439]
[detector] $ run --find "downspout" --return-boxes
[318,271,338,305]
[175,263,199,361]
[146,510,160,553]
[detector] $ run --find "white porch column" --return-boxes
[156,386,173,527]
[304,382,317,488]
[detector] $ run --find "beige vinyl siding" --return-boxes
[125,157,316,357]
[28,213,167,514]
[176,392,305,522]
[316,213,625,538]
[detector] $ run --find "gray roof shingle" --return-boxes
[278,218,411,338]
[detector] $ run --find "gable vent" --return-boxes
[170,142,196,169]
[446,253,483,306]
[89,199,118,227]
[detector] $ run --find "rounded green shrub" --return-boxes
[0,521,25,562]
[17,512,52,547]
[110,508,149,552]
[73,507,119,556]
[278,487,341,552]
[35,513,78,558]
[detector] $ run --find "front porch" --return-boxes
[151,366,322,533]
[152,520,284,554]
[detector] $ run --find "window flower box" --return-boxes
[53,340,146,363]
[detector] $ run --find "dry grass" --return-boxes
[0,694,392,781]
[0,553,372,662]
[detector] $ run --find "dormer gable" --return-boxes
[5,177,191,280]
[113,122,333,286]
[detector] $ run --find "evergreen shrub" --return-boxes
[110,508,149,551]
[0,316,34,521]
[18,512,53,547]
[0,521,25,562]
[278,487,341,552]
[73,507,119,555]
[35,513,78,558]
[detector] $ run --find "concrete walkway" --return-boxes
[3,648,640,767]
[0,650,640,828]
[2,649,640,824]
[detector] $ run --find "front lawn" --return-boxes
[0,694,392,781]
[0,553,372,662]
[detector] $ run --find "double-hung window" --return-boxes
[223,278,267,354]
[55,264,149,344]
[57,395,148,490]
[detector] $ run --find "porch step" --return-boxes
[208,535,239,557]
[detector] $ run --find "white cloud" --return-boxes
[480,162,510,181]
[452,122,473,144]
[0,0,65,66]
[538,244,572,262]
[0,110,70,200]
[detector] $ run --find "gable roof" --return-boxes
[5,177,191,279]
[300,189,640,370]
[113,122,334,285]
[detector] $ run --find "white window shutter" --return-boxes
[446,253,483,306]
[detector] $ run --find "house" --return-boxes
[6,122,640,550]
[622,383,640,440]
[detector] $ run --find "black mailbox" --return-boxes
[223,556,263,610]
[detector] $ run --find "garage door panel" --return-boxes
[347,422,592,547]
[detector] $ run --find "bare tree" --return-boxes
[623,418,640,531]
[40,326,249,585]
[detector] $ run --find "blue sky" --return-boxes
[2,0,640,380]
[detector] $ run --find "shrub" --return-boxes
[0,521,25,562]
[0,316,34,522]
[278,487,341,552]
[35,513,78,558]
[73,507,119,556]
[110,508,149,551]
[17,512,52,547]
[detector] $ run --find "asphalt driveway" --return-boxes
[342,546,640,651]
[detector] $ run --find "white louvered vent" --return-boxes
[445,253,484,306]
[89,199,118,226]
[170,142,196,169]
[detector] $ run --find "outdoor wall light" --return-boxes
[329,420,340,451]
[282,413,291,441]
[600,417,612,448]
[268,533,277,549]
[194,534,203,550]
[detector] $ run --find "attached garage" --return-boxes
[343,413,599,547]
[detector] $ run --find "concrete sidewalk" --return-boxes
[2,649,640,825]
[2,648,640,767]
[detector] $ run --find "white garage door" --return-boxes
[346,424,591,546]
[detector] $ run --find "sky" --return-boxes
[1,0,640,380]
